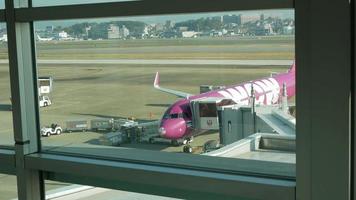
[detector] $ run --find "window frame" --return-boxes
[0,0,352,199]
[21,2,297,181]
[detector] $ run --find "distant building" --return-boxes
[212,16,223,23]
[283,25,295,35]
[119,25,130,38]
[107,24,120,39]
[222,29,228,35]
[165,20,174,29]
[143,26,149,35]
[238,14,261,24]
[264,24,274,35]
[154,23,164,31]
[177,26,189,32]
[260,14,265,21]
[223,14,239,24]
[0,34,7,42]
[58,31,68,39]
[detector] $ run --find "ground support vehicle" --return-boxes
[41,124,62,137]
[39,95,51,107]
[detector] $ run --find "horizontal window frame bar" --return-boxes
[15,0,294,22]
[27,153,295,200]
[42,146,295,180]
[0,149,16,174]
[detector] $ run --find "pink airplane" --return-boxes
[153,62,295,145]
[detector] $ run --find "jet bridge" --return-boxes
[204,133,295,165]
[190,97,236,130]
[189,95,295,148]
[217,104,296,145]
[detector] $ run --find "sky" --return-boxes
[0,0,294,29]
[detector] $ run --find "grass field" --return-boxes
[37,64,287,123]
[35,36,294,60]
[0,36,294,148]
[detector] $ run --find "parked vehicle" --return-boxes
[39,95,51,107]
[41,124,62,137]
[113,119,138,130]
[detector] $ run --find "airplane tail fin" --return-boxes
[154,72,160,88]
[288,61,296,73]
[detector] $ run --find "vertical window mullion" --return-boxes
[6,0,44,199]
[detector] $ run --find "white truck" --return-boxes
[39,95,51,107]
[41,124,62,137]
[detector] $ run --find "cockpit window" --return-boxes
[163,113,184,119]
[170,114,179,118]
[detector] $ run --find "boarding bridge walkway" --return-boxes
[256,108,295,136]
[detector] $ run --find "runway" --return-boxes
[0,59,292,66]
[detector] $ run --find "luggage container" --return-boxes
[100,131,128,146]
[90,118,114,132]
[65,120,88,132]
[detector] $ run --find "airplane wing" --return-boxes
[153,72,192,99]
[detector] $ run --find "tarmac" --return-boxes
[0,59,292,66]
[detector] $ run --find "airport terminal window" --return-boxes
[1,0,353,199]
[35,10,295,177]
[0,174,17,200]
[0,24,12,147]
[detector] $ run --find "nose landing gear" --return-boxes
[182,136,194,145]
[183,145,193,153]
[182,136,194,153]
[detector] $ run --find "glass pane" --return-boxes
[45,180,180,200]
[0,174,17,200]
[36,10,295,177]
[33,0,135,7]
[0,24,12,147]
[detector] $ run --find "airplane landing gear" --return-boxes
[182,136,194,145]
[171,140,179,146]
[183,145,193,153]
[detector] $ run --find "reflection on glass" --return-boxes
[36,10,295,173]
[33,0,135,7]
[45,180,179,200]
[0,23,12,146]
[0,174,17,200]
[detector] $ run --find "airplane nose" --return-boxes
[159,119,188,139]
[158,127,166,136]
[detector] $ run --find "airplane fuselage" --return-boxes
[158,64,295,140]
